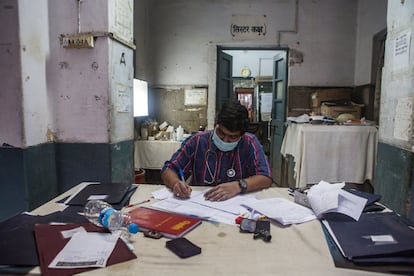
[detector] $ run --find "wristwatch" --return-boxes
[238,179,248,194]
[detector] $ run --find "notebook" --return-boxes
[128,207,202,239]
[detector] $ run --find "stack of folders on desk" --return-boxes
[322,212,414,274]
[64,182,137,209]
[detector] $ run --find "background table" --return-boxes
[281,124,378,188]
[134,140,181,170]
[27,183,385,276]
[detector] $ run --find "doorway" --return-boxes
[216,47,289,186]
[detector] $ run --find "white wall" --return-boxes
[47,0,134,143]
[380,0,414,151]
[145,0,293,85]
[143,0,362,87]
[223,50,281,78]
[354,0,387,85]
[138,0,389,128]
[0,0,23,147]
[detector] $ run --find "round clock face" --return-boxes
[240,67,251,78]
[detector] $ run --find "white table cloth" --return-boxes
[134,140,181,170]
[280,124,378,188]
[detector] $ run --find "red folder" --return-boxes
[128,207,202,239]
[34,223,137,276]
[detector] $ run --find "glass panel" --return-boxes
[276,81,283,99]
[237,93,253,120]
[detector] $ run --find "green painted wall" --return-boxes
[375,142,413,221]
[0,140,134,221]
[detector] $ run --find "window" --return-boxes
[133,79,148,117]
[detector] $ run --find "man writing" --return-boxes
[161,100,272,201]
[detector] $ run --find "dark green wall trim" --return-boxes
[0,140,134,221]
[111,140,134,184]
[56,140,134,192]
[24,143,58,208]
[0,146,25,220]
[0,143,57,220]
[375,142,413,221]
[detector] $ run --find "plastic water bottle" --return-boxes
[83,200,140,235]
[176,125,184,142]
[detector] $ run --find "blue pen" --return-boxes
[179,169,185,183]
[179,169,188,191]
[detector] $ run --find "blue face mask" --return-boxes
[212,130,239,152]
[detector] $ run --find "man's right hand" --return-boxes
[172,181,192,198]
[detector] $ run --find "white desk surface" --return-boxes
[28,183,384,276]
[281,124,378,188]
[134,140,181,170]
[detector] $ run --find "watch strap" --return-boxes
[238,179,248,194]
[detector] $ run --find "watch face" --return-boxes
[239,179,248,193]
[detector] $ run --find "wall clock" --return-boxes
[240,67,251,78]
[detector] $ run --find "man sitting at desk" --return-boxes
[161,100,272,201]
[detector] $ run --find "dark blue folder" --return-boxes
[325,212,414,261]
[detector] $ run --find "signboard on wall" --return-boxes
[184,88,207,106]
[231,15,267,40]
[109,0,134,45]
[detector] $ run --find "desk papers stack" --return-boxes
[306,181,367,221]
[241,197,317,225]
[322,212,414,273]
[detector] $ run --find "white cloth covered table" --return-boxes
[27,183,386,276]
[134,140,181,170]
[280,123,378,188]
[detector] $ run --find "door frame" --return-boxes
[215,45,289,185]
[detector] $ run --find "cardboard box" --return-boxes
[311,89,352,107]
[320,104,361,119]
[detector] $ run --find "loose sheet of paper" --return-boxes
[241,197,317,225]
[150,188,252,225]
[49,232,118,269]
[307,181,367,220]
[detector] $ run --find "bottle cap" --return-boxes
[128,223,140,234]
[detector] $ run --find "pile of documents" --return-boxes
[322,212,414,273]
[0,182,138,276]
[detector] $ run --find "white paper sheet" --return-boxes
[307,181,367,220]
[150,188,252,225]
[49,232,119,269]
[241,197,317,225]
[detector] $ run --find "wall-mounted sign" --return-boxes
[184,88,207,106]
[393,30,411,71]
[231,15,267,41]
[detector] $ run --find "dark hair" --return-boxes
[216,100,249,133]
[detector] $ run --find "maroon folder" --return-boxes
[34,223,137,276]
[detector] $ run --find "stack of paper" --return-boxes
[241,197,317,225]
[306,181,367,221]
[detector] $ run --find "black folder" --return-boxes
[0,209,87,266]
[65,182,134,207]
[324,212,414,261]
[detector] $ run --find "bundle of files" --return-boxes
[0,182,138,275]
[322,211,414,274]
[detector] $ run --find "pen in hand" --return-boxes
[177,169,191,198]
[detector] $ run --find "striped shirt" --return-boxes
[161,130,272,186]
